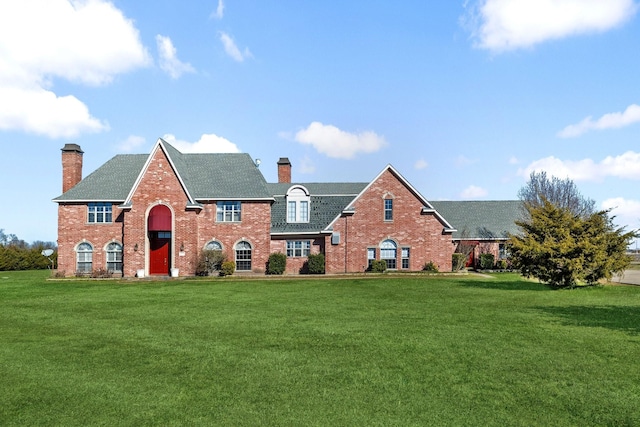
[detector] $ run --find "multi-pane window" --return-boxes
[380,239,397,269]
[235,241,252,271]
[286,187,310,223]
[76,242,93,273]
[367,248,376,270]
[286,240,310,257]
[88,203,112,223]
[216,201,241,222]
[401,247,410,269]
[384,199,393,221]
[106,242,123,273]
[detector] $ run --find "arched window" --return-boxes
[380,239,397,269]
[205,240,223,251]
[235,241,252,271]
[286,186,310,223]
[106,242,123,273]
[76,242,93,273]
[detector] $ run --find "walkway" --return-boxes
[612,269,640,286]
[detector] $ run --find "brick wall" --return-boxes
[57,145,273,277]
[326,169,454,273]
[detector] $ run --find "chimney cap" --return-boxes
[61,143,84,154]
[277,157,291,165]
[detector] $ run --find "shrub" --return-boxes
[267,252,287,275]
[479,253,495,270]
[306,253,325,274]
[195,249,226,276]
[90,268,113,278]
[370,260,387,273]
[423,261,439,273]
[220,261,235,277]
[497,259,508,270]
[452,253,467,271]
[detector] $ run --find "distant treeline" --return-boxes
[0,229,57,271]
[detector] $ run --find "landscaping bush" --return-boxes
[423,261,439,273]
[306,253,325,274]
[220,261,235,276]
[452,253,467,271]
[479,253,495,270]
[370,260,387,273]
[497,259,508,270]
[267,252,287,275]
[195,249,226,276]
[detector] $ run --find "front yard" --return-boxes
[1,271,639,425]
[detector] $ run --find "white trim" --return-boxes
[325,164,456,232]
[123,138,197,207]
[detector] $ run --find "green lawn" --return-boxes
[1,271,639,426]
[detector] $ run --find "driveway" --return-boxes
[612,269,640,286]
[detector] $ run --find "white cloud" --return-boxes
[162,133,241,153]
[518,151,640,182]
[601,197,640,231]
[156,35,195,79]
[460,185,489,199]
[0,0,150,138]
[211,0,224,19]
[294,122,387,159]
[118,135,147,152]
[508,156,519,165]
[0,86,107,138]
[558,104,640,138]
[219,32,253,62]
[465,0,638,52]
[414,159,429,170]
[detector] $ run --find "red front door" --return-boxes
[149,232,171,275]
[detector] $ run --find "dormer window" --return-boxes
[286,186,310,223]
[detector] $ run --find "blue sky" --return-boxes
[2,0,640,244]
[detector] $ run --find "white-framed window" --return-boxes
[384,199,393,221]
[106,242,123,273]
[235,241,252,271]
[88,203,112,223]
[401,247,410,269]
[205,240,223,251]
[76,242,93,273]
[367,247,376,270]
[286,240,310,257]
[286,186,310,223]
[380,239,397,269]
[216,201,241,222]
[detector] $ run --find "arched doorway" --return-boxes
[148,205,172,275]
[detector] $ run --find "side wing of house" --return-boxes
[430,200,522,268]
[324,165,456,273]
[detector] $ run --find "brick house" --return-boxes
[54,138,513,277]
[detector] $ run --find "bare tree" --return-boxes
[518,171,596,218]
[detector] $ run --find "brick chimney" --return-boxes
[277,157,291,183]
[61,143,84,193]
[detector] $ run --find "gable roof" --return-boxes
[325,164,455,233]
[53,139,273,204]
[430,200,523,240]
[268,182,368,234]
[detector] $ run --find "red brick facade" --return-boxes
[57,142,455,277]
[325,169,454,273]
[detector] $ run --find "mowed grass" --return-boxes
[1,271,640,426]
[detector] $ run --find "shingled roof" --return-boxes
[53,139,273,203]
[268,182,368,234]
[430,200,523,240]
